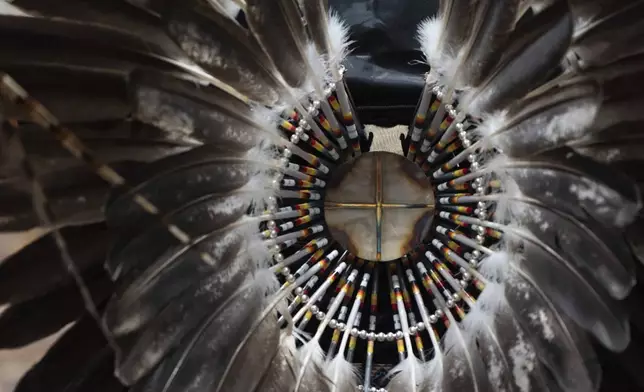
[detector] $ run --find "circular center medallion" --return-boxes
[324,151,435,262]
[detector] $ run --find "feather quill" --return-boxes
[386,275,423,392]
[327,273,367,392]
[294,269,360,392]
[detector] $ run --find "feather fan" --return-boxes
[2,2,644,392]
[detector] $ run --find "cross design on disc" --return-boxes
[324,151,436,262]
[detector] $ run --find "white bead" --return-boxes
[462,272,471,280]
[268,221,277,229]
[456,123,464,131]
[470,260,479,268]
[477,201,487,209]
[280,157,290,166]
[359,330,368,340]
[477,211,488,219]
[460,280,468,287]
[472,250,482,258]
[370,387,377,392]
[328,82,336,91]
[286,274,295,283]
[453,293,460,301]
[270,230,278,239]
[429,314,438,324]
[417,322,425,331]
[410,326,418,335]
[476,226,486,235]
[310,305,318,313]
[290,134,300,144]
[463,139,472,148]
[351,328,359,337]
[376,332,385,342]
[281,267,290,276]
[338,323,346,332]
[471,162,480,170]
[358,386,364,391]
[283,149,292,158]
[435,309,444,317]
[316,311,325,320]
[476,186,485,194]
[273,253,284,262]
[468,154,477,162]
[312,100,321,110]
[295,127,304,136]
[329,320,338,329]
[299,120,308,129]
[386,332,396,342]
[271,244,281,254]
[301,295,310,303]
[294,287,303,295]
[395,331,404,340]
[367,332,376,341]
[476,234,485,243]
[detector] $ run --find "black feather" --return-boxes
[494,147,641,228]
[113,240,250,382]
[105,145,262,238]
[157,0,284,105]
[463,0,573,116]
[245,0,311,89]
[0,223,108,305]
[569,1,644,69]
[128,281,264,390]
[457,0,521,88]
[0,265,112,349]
[301,0,329,56]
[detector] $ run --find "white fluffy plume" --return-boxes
[417,16,444,67]
[328,9,353,69]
